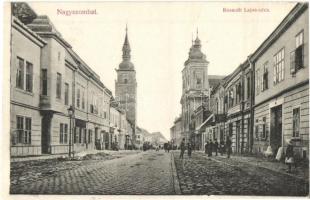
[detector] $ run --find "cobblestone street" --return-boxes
[10,151,175,195]
[173,151,309,196]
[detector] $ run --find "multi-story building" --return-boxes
[10,2,129,156]
[222,60,253,154]
[10,5,46,156]
[170,116,183,148]
[180,33,210,144]
[250,3,309,158]
[115,26,137,145]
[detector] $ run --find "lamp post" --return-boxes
[68,105,75,158]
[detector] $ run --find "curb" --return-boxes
[200,153,309,183]
[170,152,181,195]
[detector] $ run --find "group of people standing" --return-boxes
[179,137,233,159]
[205,137,232,158]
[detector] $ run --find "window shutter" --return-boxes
[290,51,296,74]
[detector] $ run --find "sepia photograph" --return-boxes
[2,0,309,197]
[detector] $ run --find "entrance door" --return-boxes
[41,115,51,154]
[236,121,240,153]
[270,105,282,155]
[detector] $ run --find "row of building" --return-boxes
[171,3,309,159]
[10,2,138,156]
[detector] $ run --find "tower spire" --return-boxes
[196,27,199,38]
[122,24,131,60]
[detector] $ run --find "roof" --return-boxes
[208,75,226,88]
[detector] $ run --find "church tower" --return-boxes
[180,30,210,143]
[115,26,137,131]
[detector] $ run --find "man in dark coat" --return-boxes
[179,138,186,159]
[226,137,232,158]
[214,140,219,156]
[187,143,192,158]
[220,139,225,156]
[205,141,209,155]
[208,140,213,157]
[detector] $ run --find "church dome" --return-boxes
[119,60,135,70]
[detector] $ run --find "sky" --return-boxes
[28,1,295,140]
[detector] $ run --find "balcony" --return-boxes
[39,95,51,109]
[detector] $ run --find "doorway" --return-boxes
[270,105,282,155]
[41,115,51,154]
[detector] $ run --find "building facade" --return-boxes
[10,10,46,156]
[223,61,253,154]
[251,3,309,158]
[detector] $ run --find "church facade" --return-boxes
[180,33,210,145]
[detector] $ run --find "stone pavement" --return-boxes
[173,151,309,196]
[11,151,176,195]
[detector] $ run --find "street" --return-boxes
[10,151,175,195]
[10,150,308,195]
[173,151,309,196]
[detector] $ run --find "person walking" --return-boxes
[214,140,219,156]
[226,137,232,158]
[285,140,294,173]
[167,142,171,153]
[208,139,213,157]
[187,142,192,158]
[220,139,225,156]
[205,141,209,155]
[179,138,186,159]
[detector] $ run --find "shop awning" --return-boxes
[195,114,214,132]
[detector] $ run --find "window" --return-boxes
[16,116,24,144]
[247,76,251,99]
[82,89,85,109]
[76,88,80,108]
[83,129,87,144]
[59,123,68,144]
[255,69,260,94]
[16,57,24,89]
[79,128,82,143]
[262,62,268,91]
[64,124,68,143]
[273,48,285,84]
[74,127,79,143]
[56,73,62,99]
[24,117,31,144]
[41,69,48,95]
[14,116,31,145]
[291,31,304,74]
[293,107,300,137]
[64,83,69,105]
[60,123,64,143]
[261,117,267,139]
[25,62,33,92]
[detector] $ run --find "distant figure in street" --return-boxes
[285,140,295,173]
[208,140,213,157]
[214,140,219,156]
[205,141,209,155]
[226,137,232,158]
[220,140,225,156]
[187,143,192,158]
[167,142,171,153]
[179,138,186,159]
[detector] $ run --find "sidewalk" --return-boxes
[10,149,141,162]
[197,152,309,182]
